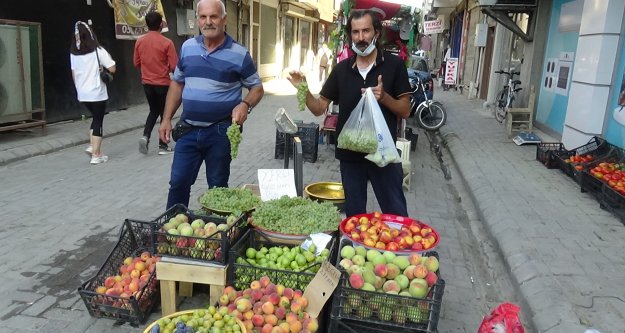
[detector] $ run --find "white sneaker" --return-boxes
[85,145,93,156]
[90,155,109,164]
[139,136,149,155]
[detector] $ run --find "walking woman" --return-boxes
[70,21,116,164]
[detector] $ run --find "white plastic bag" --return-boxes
[337,91,378,154]
[364,88,401,167]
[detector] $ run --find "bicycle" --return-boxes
[493,69,522,123]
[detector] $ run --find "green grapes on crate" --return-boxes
[226,120,242,159]
[297,82,309,111]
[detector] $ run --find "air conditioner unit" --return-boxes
[479,0,498,5]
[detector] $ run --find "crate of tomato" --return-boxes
[553,136,616,181]
[580,150,625,196]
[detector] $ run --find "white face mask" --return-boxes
[352,37,377,57]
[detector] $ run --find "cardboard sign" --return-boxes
[257,169,297,201]
[303,260,341,318]
[111,0,169,40]
[445,58,458,85]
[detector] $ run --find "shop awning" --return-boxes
[480,0,538,42]
[354,0,401,20]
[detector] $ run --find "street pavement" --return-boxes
[0,80,623,333]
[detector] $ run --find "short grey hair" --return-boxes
[196,0,227,18]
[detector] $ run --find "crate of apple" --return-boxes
[340,212,439,253]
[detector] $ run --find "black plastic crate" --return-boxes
[579,149,625,194]
[275,122,319,163]
[152,204,248,265]
[553,136,614,179]
[227,228,338,291]
[78,220,159,326]
[330,239,444,332]
[536,142,564,169]
[328,316,432,333]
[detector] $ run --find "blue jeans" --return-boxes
[166,122,231,208]
[339,159,408,217]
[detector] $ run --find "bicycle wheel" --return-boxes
[494,89,508,123]
[416,102,447,131]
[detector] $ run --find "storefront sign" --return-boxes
[111,0,168,40]
[445,58,458,85]
[423,20,444,34]
[257,169,297,201]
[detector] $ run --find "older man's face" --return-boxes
[197,0,226,40]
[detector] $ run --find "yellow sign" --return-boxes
[111,0,168,40]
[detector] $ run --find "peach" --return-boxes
[265,314,278,326]
[285,312,299,323]
[275,306,287,319]
[135,262,146,272]
[289,320,303,333]
[250,280,261,290]
[425,271,438,287]
[293,290,303,299]
[224,286,237,301]
[227,303,237,313]
[243,310,254,320]
[374,264,388,278]
[105,288,120,297]
[283,288,294,300]
[379,229,392,243]
[261,324,274,333]
[349,273,364,289]
[104,276,116,288]
[306,317,319,332]
[259,276,271,288]
[252,314,264,327]
[119,265,128,275]
[130,269,141,279]
[413,264,428,279]
[374,242,386,250]
[253,301,263,314]
[279,296,290,308]
[290,299,302,313]
[385,263,400,279]
[424,256,439,272]
[409,253,422,266]
[251,289,263,301]
[363,238,375,247]
[298,296,309,309]
[382,280,400,293]
[219,294,230,306]
[95,286,107,294]
[266,283,277,295]
[236,298,252,312]
[243,319,254,331]
[123,257,133,266]
[128,281,139,293]
[268,293,280,305]
[261,301,274,315]
[275,284,285,296]
[279,322,290,333]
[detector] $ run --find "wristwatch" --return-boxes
[241,100,253,114]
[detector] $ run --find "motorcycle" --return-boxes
[408,69,447,131]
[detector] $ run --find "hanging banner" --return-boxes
[445,58,458,85]
[423,20,444,34]
[111,0,168,40]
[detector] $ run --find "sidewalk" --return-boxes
[439,89,625,333]
[1,82,624,332]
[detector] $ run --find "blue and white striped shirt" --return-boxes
[173,34,261,124]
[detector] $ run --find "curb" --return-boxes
[442,130,585,333]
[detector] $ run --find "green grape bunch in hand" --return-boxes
[297,82,309,112]
[226,120,242,159]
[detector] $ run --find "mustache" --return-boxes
[356,41,370,47]
[202,25,216,30]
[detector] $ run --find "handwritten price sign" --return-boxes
[257,169,297,201]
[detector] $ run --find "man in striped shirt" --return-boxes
[159,0,264,208]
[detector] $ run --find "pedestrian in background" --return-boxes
[317,43,331,83]
[159,0,264,208]
[133,11,178,155]
[70,21,116,165]
[288,9,411,217]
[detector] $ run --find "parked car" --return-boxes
[407,56,434,117]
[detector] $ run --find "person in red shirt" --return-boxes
[133,11,179,155]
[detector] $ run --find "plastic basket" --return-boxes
[78,220,159,326]
[553,137,614,179]
[152,204,248,265]
[330,239,444,332]
[579,149,625,195]
[227,228,338,291]
[535,142,564,169]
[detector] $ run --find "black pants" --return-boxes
[143,84,169,146]
[339,159,408,217]
[83,101,106,137]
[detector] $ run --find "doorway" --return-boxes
[479,26,495,100]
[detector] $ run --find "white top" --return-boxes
[70,47,116,102]
[358,62,374,80]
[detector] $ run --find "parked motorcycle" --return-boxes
[408,67,446,131]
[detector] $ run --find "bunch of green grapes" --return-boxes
[297,82,309,111]
[226,120,242,159]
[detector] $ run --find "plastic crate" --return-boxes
[152,204,248,265]
[227,228,338,291]
[535,142,564,169]
[330,239,444,332]
[328,316,431,333]
[78,220,159,326]
[579,149,625,195]
[553,136,614,180]
[275,122,320,163]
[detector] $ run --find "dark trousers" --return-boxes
[143,84,169,146]
[339,159,408,217]
[83,101,106,137]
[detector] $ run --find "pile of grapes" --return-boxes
[198,187,261,215]
[148,307,242,333]
[250,196,340,235]
[226,120,242,159]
